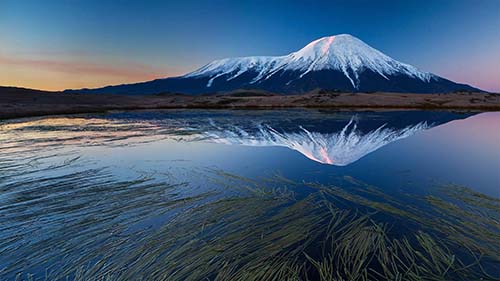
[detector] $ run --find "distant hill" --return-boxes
[0,86,58,95]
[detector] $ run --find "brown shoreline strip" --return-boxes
[1,87,499,120]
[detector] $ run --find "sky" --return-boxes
[0,0,499,92]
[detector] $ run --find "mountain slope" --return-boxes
[69,34,480,95]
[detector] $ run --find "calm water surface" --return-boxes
[0,110,499,280]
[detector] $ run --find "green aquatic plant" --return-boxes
[11,172,493,281]
[46,196,492,281]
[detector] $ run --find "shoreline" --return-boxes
[1,88,499,120]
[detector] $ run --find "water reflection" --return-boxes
[1,110,498,280]
[2,110,472,167]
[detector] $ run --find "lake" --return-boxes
[1,109,499,280]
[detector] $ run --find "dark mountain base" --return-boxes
[67,69,480,96]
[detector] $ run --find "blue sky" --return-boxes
[1,0,499,91]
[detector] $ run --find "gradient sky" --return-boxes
[1,0,499,92]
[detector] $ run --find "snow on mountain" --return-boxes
[186,56,277,87]
[184,34,435,89]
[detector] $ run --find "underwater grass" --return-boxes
[35,195,496,280]
[8,171,498,280]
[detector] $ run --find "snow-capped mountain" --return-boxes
[69,34,479,95]
[185,34,434,90]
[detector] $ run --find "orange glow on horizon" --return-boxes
[0,55,187,91]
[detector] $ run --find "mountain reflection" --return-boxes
[201,118,429,166]
[180,111,473,166]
